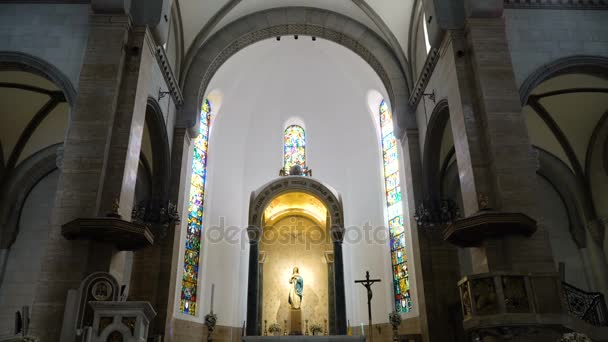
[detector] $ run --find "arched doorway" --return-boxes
[246,176,346,336]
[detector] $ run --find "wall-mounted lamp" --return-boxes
[158,88,171,101]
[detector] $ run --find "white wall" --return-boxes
[180,37,411,327]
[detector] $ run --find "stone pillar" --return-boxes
[443,7,564,340]
[30,14,132,340]
[331,226,347,335]
[246,226,261,336]
[163,127,192,336]
[447,17,554,273]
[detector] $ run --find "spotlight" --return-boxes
[276,36,281,41]
[294,35,298,40]
[312,36,316,41]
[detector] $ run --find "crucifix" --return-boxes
[355,271,381,342]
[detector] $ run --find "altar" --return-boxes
[243,337,364,342]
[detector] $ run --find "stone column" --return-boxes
[163,127,192,336]
[331,226,347,335]
[30,14,132,340]
[447,17,554,274]
[246,226,261,336]
[444,5,564,340]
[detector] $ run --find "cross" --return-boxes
[355,271,381,342]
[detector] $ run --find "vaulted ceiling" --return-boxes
[177,0,415,60]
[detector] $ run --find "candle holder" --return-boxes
[204,312,217,342]
[305,320,309,336]
[324,319,328,336]
[264,320,268,336]
[284,320,288,335]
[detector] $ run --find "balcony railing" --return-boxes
[563,281,608,326]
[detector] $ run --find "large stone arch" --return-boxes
[0,51,77,106]
[179,7,414,138]
[519,55,608,105]
[144,97,171,204]
[422,99,450,201]
[0,144,60,250]
[246,176,346,336]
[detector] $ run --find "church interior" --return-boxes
[0,1,608,342]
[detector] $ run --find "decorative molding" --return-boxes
[180,0,242,87]
[249,176,344,230]
[409,47,440,108]
[351,0,413,88]
[504,0,608,10]
[156,45,184,107]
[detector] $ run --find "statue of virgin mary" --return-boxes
[288,266,303,309]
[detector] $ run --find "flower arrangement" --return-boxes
[310,323,323,336]
[389,311,402,328]
[268,323,282,335]
[559,332,592,342]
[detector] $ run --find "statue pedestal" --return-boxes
[289,309,302,335]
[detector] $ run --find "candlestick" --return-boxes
[361,323,364,336]
[210,283,215,314]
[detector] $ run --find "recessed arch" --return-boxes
[179,7,413,140]
[422,99,450,201]
[519,55,608,105]
[247,176,346,336]
[0,51,77,106]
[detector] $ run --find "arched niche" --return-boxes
[246,176,346,336]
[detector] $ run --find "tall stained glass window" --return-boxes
[181,99,212,316]
[283,125,306,173]
[379,100,412,313]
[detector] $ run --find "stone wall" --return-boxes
[0,170,59,336]
[0,3,89,88]
[504,8,608,88]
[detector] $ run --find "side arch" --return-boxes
[179,7,413,139]
[0,144,60,250]
[519,55,608,105]
[145,97,171,204]
[0,51,77,106]
[422,99,450,201]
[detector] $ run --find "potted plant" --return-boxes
[268,323,282,336]
[389,311,402,341]
[311,323,323,336]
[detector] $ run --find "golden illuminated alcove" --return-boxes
[246,176,346,336]
[259,191,333,334]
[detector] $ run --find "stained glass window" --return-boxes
[379,100,412,313]
[283,125,306,173]
[180,99,212,316]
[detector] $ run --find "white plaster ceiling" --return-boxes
[0,71,68,166]
[525,74,608,171]
[178,0,415,59]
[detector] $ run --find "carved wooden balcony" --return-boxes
[62,217,154,251]
[443,211,537,247]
